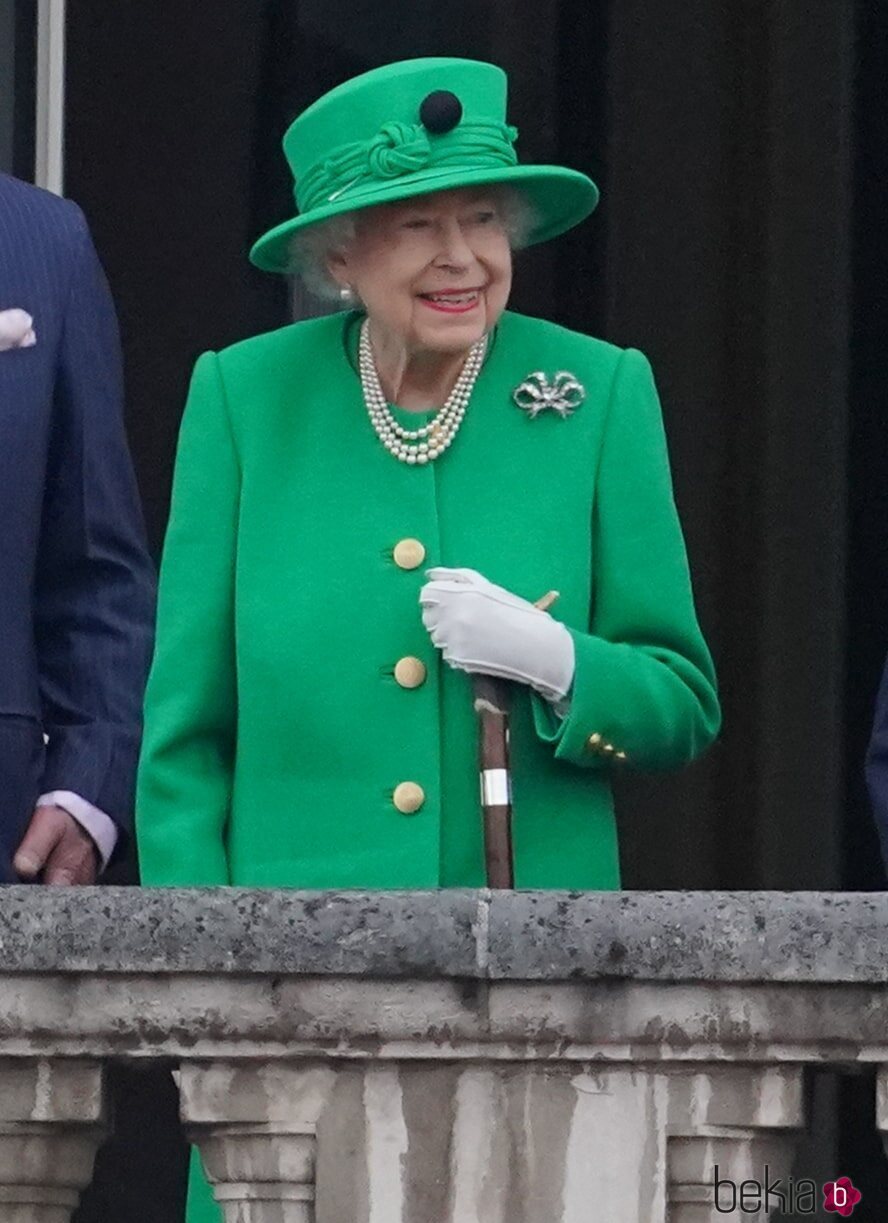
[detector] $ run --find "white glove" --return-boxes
[419,567,575,704]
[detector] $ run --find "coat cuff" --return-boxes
[530,628,637,769]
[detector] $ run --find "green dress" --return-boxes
[136,309,720,1222]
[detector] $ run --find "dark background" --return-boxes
[2,0,36,177]
[7,0,888,1217]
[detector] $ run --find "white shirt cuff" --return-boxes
[36,791,119,871]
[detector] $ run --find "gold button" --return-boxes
[602,742,615,756]
[393,538,426,570]
[394,656,427,689]
[586,733,603,752]
[615,751,628,763]
[393,782,425,814]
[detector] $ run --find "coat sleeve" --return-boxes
[531,347,721,771]
[34,205,156,853]
[135,352,238,884]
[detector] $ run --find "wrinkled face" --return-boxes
[328,188,513,355]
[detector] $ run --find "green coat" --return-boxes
[137,309,719,1223]
[136,309,719,893]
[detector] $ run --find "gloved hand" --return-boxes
[419,567,575,704]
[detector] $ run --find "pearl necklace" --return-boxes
[359,318,486,464]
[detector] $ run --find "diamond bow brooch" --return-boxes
[512,370,585,419]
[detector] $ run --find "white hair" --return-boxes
[288,185,537,304]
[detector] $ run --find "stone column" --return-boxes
[875,1066,888,1166]
[179,1061,336,1223]
[666,1065,805,1222]
[0,1058,106,1223]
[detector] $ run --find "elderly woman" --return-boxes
[137,55,719,1220]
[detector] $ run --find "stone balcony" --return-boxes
[0,888,886,1221]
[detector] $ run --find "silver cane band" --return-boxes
[480,768,512,807]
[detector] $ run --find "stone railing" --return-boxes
[0,889,886,1221]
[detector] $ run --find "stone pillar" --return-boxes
[875,1066,888,1166]
[179,1061,336,1223]
[0,1058,106,1223]
[666,1065,805,1222]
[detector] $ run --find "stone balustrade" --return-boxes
[0,888,885,1221]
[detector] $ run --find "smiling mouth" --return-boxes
[418,289,483,312]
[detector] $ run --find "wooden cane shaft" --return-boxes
[474,674,513,888]
[473,590,559,890]
[483,803,514,889]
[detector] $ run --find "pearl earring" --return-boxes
[340,285,356,305]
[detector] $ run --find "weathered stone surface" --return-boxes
[182,1064,334,1223]
[0,888,887,983]
[0,889,881,1222]
[174,1059,807,1223]
[2,975,888,1062]
[0,888,480,978]
[0,1060,106,1223]
[484,890,888,982]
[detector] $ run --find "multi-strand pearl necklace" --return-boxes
[358,318,486,464]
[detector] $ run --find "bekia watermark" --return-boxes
[713,1165,862,1216]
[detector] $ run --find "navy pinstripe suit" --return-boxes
[867,662,888,871]
[0,173,155,880]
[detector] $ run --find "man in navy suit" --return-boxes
[0,172,154,884]
[867,664,888,871]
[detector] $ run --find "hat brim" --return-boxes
[249,164,599,273]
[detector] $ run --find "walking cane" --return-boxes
[473,590,559,889]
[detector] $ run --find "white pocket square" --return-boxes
[0,309,36,351]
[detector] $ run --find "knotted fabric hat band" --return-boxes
[296,118,520,214]
[250,59,600,273]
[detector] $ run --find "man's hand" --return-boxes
[13,804,99,885]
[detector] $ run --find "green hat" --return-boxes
[250,57,599,274]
